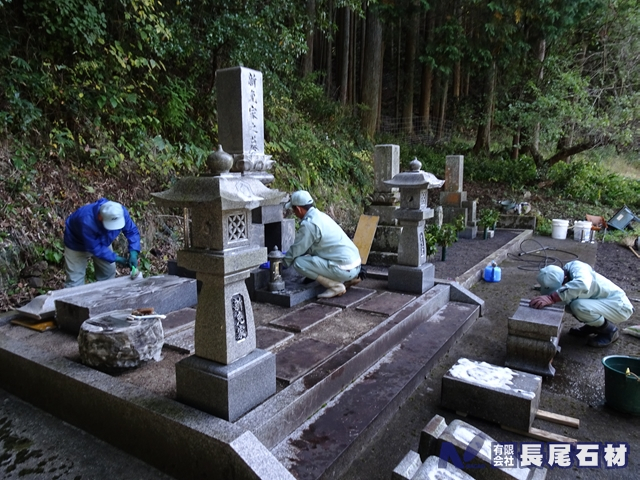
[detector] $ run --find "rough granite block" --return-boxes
[55,275,197,334]
[176,349,276,422]
[441,358,542,431]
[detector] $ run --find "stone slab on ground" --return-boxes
[441,358,542,432]
[356,291,416,316]
[55,275,197,334]
[256,326,294,350]
[161,307,195,335]
[316,286,376,309]
[269,303,341,332]
[163,327,194,354]
[15,276,145,320]
[276,337,340,385]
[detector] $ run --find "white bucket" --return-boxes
[574,220,592,242]
[551,219,569,240]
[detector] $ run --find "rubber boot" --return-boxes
[568,323,602,337]
[316,275,346,298]
[587,320,619,347]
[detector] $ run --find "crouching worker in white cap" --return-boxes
[529,260,634,347]
[63,198,141,288]
[283,190,362,299]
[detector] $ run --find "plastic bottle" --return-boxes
[483,261,502,282]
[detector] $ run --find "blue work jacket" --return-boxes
[64,198,141,262]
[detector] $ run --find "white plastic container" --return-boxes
[551,219,569,240]
[574,220,592,242]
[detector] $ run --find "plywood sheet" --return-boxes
[352,214,379,265]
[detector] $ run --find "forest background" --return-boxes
[1,0,640,310]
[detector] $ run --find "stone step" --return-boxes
[271,300,480,480]
[236,284,451,448]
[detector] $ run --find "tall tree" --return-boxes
[361,6,384,137]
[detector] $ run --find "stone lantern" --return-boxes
[383,158,444,294]
[152,145,287,421]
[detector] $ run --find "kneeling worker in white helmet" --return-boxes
[283,190,362,299]
[530,260,634,347]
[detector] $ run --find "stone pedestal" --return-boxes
[176,349,276,422]
[388,264,434,295]
[505,299,564,377]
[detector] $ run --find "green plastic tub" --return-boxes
[602,355,640,415]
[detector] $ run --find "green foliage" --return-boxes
[478,209,500,229]
[548,159,640,209]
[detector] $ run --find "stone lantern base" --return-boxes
[388,263,435,295]
[176,349,276,422]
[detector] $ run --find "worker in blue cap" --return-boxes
[530,260,633,347]
[283,190,362,298]
[63,198,141,287]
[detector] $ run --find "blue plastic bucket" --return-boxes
[602,355,640,415]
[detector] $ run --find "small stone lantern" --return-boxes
[383,158,444,294]
[267,246,285,292]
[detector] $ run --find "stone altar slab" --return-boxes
[276,337,340,385]
[441,358,542,432]
[316,286,376,309]
[163,328,194,355]
[269,303,341,332]
[15,275,145,320]
[356,291,415,316]
[55,275,198,334]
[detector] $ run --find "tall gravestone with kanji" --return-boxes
[152,67,288,421]
[440,155,478,239]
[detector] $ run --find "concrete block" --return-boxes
[508,299,564,340]
[441,358,542,432]
[388,263,435,295]
[392,451,422,480]
[176,349,276,422]
[55,275,197,334]
[458,226,478,240]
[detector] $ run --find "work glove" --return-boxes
[129,250,139,268]
[529,291,561,309]
[115,255,128,267]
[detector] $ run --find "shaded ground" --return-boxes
[344,234,640,480]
